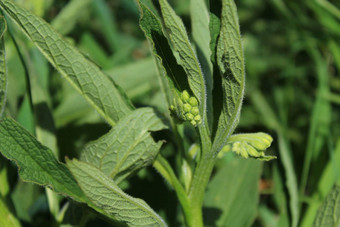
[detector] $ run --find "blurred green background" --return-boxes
[0,0,340,226]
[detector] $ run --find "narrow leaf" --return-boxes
[190,0,213,125]
[158,0,209,127]
[81,108,167,184]
[213,0,245,151]
[0,15,6,118]
[67,159,167,227]
[0,0,133,126]
[190,0,212,79]
[313,185,340,227]
[0,118,86,203]
[51,0,92,35]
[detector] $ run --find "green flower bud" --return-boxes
[181,90,190,102]
[194,115,201,122]
[240,148,249,158]
[191,107,199,115]
[188,97,198,107]
[185,113,194,121]
[183,104,192,113]
[245,144,260,157]
[232,142,242,155]
[190,120,197,126]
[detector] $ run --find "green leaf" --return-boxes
[190,0,212,79]
[190,0,213,125]
[219,133,276,161]
[137,1,187,106]
[204,157,262,227]
[313,185,340,227]
[213,0,245,151]
[0,0,133,126]
[301,139,340,227]
[0,15,6,118]
[81,108,167,184]
[0,118,86,203]
[67,159,167,227]
[158,0,209,128]
[0,195,21,227]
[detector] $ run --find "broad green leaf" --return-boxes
[0,195,21,227]
[213,0,245,151]
[51,0,92,35]
[158,0,209,128]
[137,1,188,106]
[0,118,86,203]
[81,108,167,184]
[0,15,6,118]
[0,0,133,126]
[67,159,167,227]
[204,157,262,227]
[313,185,340,227]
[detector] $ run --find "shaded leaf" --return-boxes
[213,0,245,151]
[137,0,187,106]
[158,0,209,127]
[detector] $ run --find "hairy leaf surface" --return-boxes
[138,1,188,105]
[190,0,213,125]
[213,0,245,151]
[0,118,86,202]
[313,185,340,227]
[67,159,167,227]
[81,108,167,183]
[0,0,133,126]
[158,0,208,127]
[0,15,6,118]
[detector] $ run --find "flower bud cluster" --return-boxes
[170,90,201,126]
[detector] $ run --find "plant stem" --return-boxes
[188,150,216,227]
[186,125,214,227]
[153,154,192,226]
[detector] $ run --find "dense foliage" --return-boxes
[0,0,339,226]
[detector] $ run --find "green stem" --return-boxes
[188,151,216,227]
[153,154,192,226]
[186,125,214,227]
